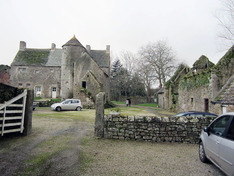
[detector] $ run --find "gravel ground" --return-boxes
[81,138,226,176]
[0,108,226,176]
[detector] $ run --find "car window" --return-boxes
[226,118,234,141]
[209,116,230,136]
[64,100,71,104]
[72,100,79,103]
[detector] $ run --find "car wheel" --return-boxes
[56,106,61,112]
[199,141,208,163]
[76,107,81,111]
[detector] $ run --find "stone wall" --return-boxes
[104,115,216,143]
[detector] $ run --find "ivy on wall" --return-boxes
[179,71,211,90]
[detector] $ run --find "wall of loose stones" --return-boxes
[104,115,216,143]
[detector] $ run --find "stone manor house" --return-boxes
[10,36,110,102]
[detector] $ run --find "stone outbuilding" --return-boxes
[0,65,11,85]
[10,36,110,102]
[161,45,234,115]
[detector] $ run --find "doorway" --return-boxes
[52,87,56,98]
[204,98,209,112]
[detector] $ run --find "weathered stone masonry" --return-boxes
[104,115,216,143]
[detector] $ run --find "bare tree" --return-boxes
[120,51,139,77]
[216,0,234,47]
[137,61,156,102]
[139,41,176,88]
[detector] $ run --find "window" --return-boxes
[50,69,54,72]
[18,83,23,87]
[35,70,39,73]
[226,118,234,141]
[82,81,86,89]
[26,83,31,87]
[72,100,79,103]
[18,68,26,71]
[52,87,56,91]
[191,98,193,103]
[210,116,230,136]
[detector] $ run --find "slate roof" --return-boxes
[11,36,109,69]
[46,49,62,66]
[90,50,109,68]
[213,75,234,105]
[157,87,164,94]
[62,35,84,48]
[11,49,50,66]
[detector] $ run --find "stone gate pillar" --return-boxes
[23,89,33,135]
[95,92,105,137]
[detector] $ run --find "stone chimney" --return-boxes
[20,41,26,50]
[106,45,110,53]
[51,43,56,50]
[86,45,91,53]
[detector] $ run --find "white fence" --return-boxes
[0,89,27,136]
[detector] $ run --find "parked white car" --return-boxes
[199,112,234,176]
[51,99,82,111]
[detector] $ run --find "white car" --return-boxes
[51,99,82,111]
[199,112,234,176]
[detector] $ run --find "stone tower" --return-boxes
[60,36,86,99]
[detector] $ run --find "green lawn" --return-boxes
[111,101,125,105]
[136,103,158,107]
[33,107,95,124]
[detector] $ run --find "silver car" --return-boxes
[199,112,234,176]
[51,99,82,111]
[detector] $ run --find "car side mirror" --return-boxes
[204,127,210,136]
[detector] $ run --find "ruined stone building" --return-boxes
[10,36,110,102]
[158,45,234,115]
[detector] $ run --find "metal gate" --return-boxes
[0,89,27,136]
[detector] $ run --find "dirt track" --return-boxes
[0,109,93,176]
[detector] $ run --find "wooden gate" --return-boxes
[0,89,27,136]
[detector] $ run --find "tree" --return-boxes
[137,61,156,102]
[139,41,176,89]
[110,58,146,101]
[216,0,234,47]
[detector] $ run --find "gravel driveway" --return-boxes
[0,108,226,176]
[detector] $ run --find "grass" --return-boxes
[33,107,95,124]
[136,103,158,107]
[19,135,72,176]
[105,106,155,116]
[111,101,125,104]
[34,97,42,101]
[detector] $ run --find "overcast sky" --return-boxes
[0,0,229,67]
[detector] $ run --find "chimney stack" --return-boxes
[106,45,110,53]
[86,45,91,53]
[51,43,56,50]
[20,41,26,50]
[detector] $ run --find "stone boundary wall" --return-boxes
[104,115,216,143]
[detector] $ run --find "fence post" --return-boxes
[95,92,105,138]
[23,89,33,136]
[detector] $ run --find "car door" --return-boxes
[218,116,234,176]
[61,100,72,110]
[205,115,231,167]
[70,100,78,110]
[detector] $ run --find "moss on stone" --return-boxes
[12,49,50,66]
[213,46,234,76]
[193,55,214,70]
[179,70,211,90]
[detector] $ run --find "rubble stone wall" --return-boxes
[104,115,216,143]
